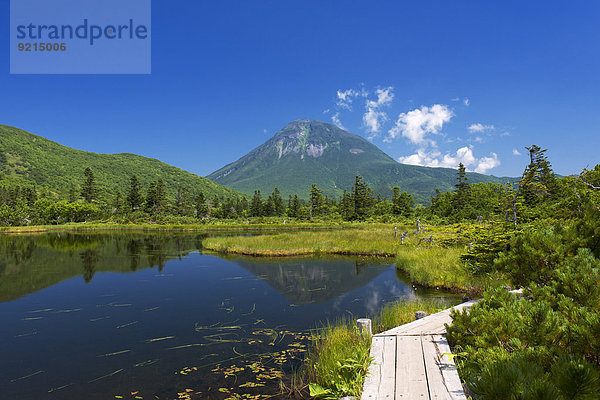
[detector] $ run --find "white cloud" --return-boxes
[463,98,470,106]
[474,136,484,143]
[398,146,500,174]
[331,112,345,129]
[451,97,460,102]
[363,109,388,136]
[336,89,358,109]
[501,131,511,137]
[366,87,394,109]
[512,148,521,156]
[474,153,500,173]
[387,104,453,144]
[336,87,368,110]
[362,86,394,135]
[468,123,495,133]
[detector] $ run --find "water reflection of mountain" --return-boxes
[227,255,393,304]
[0,233,205,302]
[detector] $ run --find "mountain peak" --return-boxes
[207,120,511,202]
[272,119,363,145]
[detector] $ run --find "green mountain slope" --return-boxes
[0,125,240,199]
[208,119,514,203]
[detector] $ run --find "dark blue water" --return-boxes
[0,232,456,399]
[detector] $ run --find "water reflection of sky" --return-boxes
[0,233,457,399]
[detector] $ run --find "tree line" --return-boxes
[0,144,594,227]
[0,168,417,225]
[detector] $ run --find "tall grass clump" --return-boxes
[305,320,372,399]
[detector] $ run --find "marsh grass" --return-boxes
[203,227,408,256]
[304,319,372,399]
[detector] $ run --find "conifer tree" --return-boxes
[270,187,285,216]
[250,190,263,217]
[454,163,469,209]
[80,167,97,203]
[392,186,414,217]
[309,184,326,218]
[195,192,208,219]
[509,145,557,224]
[126,175,144,211]
[144,181,157,214]
[340,190,354,220]
[352,175,374,220]
[287,194,301,218]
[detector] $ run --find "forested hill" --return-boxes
[0,124,241,199]
[208,119,515,203]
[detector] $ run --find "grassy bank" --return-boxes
[203,227,405,257]
[304,298,451,398]
[203,227,505,294]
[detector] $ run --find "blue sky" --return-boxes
[1,1,599,178]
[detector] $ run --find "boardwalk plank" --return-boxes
[422,334,452,400]
[379,336,396,399]
[395,336,428,399]
[433,335,467,400]
[361,336,384,400]
[362,295,527,399]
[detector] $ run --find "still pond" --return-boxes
[0,232,458,399]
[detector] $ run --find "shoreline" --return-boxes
[0,222,360,234]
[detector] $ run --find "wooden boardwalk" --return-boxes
[361,301,477,400]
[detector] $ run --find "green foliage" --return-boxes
[33,199,100,224]
[449,228,600,399]
[391,186,414,217]
[460,222,513,275]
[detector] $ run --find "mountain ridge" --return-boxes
[0,124,241,200]
[208,119,514,203]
